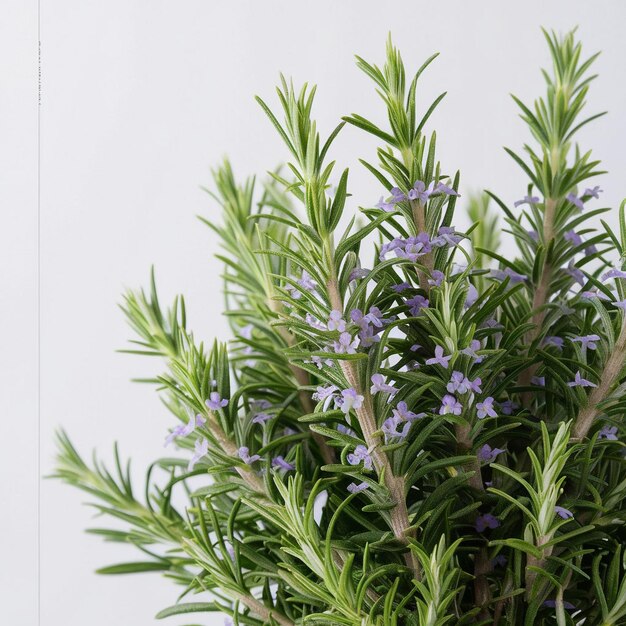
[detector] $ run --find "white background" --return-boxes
[3,1,626,624]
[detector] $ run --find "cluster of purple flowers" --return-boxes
[381,401,425,442]
[375,181,459,213]
[379,227,462,263]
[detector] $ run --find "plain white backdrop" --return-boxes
[3,1,626,624]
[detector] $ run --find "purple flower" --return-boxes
[252,412,272,424]
[337,423,356,437]
[567,370,597,388]
[598,425,618,440]
[493,555,507,568]
[571,334,601,350]
[375,196,397,212]
[566,192,584,211]
[564,230,582,246]
[165,414,206,447]
[379,238,405,261]
[206,392,228,411]
[410,343,422,352]
[333,332,359,354]
[439,394,463,416]
[370,374,398,396]
[491,268,527,284]
[555,505,574,520]
[305,313,325,330]
[433,182,460,196]
[188,438,209,471]
[272,456,295,471]
[542,336,564,350]
[327,310,346,332]
[581,288,610,301]
[514,195,540,208]
[527,229,539,242]
[531,376,546,387]
[397,233,431,261]
[464,284,479,309]
[499,400,519,415]
[408,180,432,203]
[543,600,576,610]
[392,401,425,422]
[584,185,602,199]
[307,354,334,369]
[389,187,407,203]
[364,306,385,328]
[298,270,316,292]
[565,261,585,286]
[428,270,445,287]
[602,268,626,281]
[347,444,373,470]
[426,345,452,368]
[476,397,497,419]
[347,482,369,493]
[338,388,364,414]
[406,294,429,316]
[349,268,370,282]
[461,339,483,363]
[432,226,463,247]
[392,281,413,293]
[475,513,500,532]
[312,385,338,410]
[478,444,505,463]
[238,446,261,465]
[614,299,626,311]
[382,415,411,441]
[447,371,469,394]
[358,325,381,348]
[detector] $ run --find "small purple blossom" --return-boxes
[602,268,626,281]
[389,187,407,203]
[238,446,261,465]
[433,226,463,247]
[272,456,295,471]
[206,392,228,411]
[491,267,527,284]
[433,182,460,196]
[391,281,413,293]
[165,414,206,447]
[514,195,540,208]
[333,332,359,354]
[347,482,369,493]
[312,385,338,411]
[379,238,405,261]
[426,345,452,368]
[338,388,364,414]
[499,400,519,415]
[327,310,346,332]
[375,196,397,212]
[598,425,618,440]
[476,397,497,419]
[527,229,539,242]
[564,230,582,246]
[571,334,601,350]
[349,268,370,282]
[396,233,432,261]
[493,555,507,568]
[566,192,584,211]
[382,415,411,441]
[406,294,429,316]
[408,180,431,203]
[392,401,425,422]
[337,423,356,437]
[478,444,505,463]
[429,270,445,287]
[464,283,479,309]
[531,376,546,387]
[542,336,564,350]
[447,371,469,394]
[461,339,484,363]
[251,412,272,425]
[565,260,585,286]
[567,370,597,388]
[475,513,500,532]
[555,505,574,520]
[347,445,373,470]
[370,373,398,396]
[543,600,576,610]
[188,438,209,471]
[584,185,602,199]
[614,299,626,311]
[439,394,463,416]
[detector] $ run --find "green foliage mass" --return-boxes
[55,30,626,625]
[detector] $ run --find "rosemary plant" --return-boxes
[55,30,626,625]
